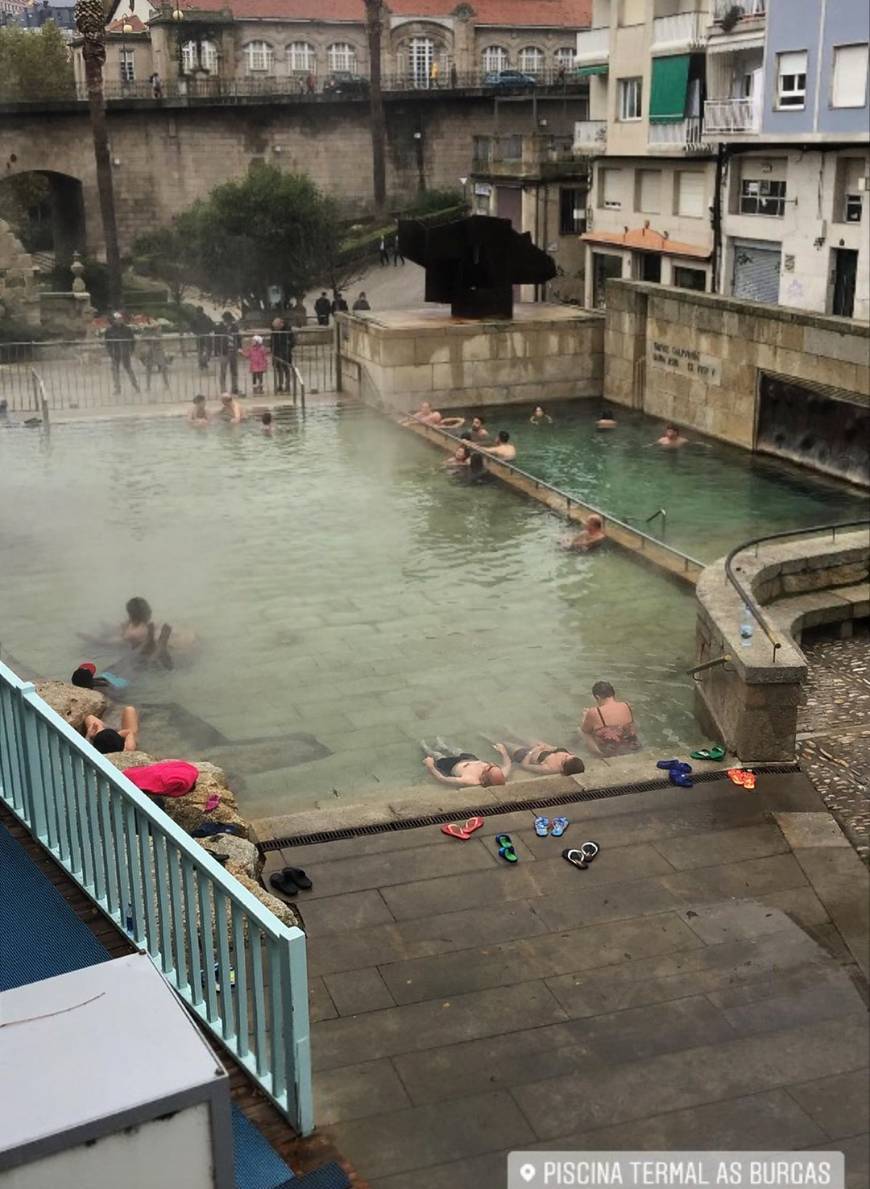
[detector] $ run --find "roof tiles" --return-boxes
[176,0,590,28]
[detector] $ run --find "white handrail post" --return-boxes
[17,685,48,840]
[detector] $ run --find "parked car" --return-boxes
[323,72,370,97]
[483,70,537,90]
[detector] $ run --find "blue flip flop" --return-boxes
[656,758,683,770]
[551,816,569,838]
[534,817,550,837]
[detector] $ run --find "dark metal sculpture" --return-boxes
[398,214,557,319]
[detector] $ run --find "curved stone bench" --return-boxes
[695,529,869,761]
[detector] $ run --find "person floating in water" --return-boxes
[188,394,209,427]
[219,393,244,424]
[530,406,553,426]
[580,681,641,757]
[655,424,688,448]
[83,705,140,755]
[469,416,489,441]
[596,409,618,430]
[482,430,516,462]
[561,515,606,552]
[422,739,510,787]
[496,736,585,776]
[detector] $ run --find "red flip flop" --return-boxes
[441,816,485,841]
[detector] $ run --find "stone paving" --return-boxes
[798,624,870,863]
[264,772,870,1189]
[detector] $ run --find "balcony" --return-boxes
[574,119,608,152]
[576,26,610,64]
[704,96,760,133]
[648,116,706,151]
[713,0,766,20]
[472,134,588,179]
[651,10,708,51]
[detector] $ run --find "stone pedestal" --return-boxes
[338,303,604,411]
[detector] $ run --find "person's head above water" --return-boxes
[472,416,486,430]
[534,406,545,417]
[262,411,273,426]
[480,764,506,788]
[592,680,616,701]
[497,431,510,444]
[193,394,205,406]
[454,445,469,461]
[665,424,679,439]
[126,597,152,625]
[586,515,603,531]
[221,393,233,405]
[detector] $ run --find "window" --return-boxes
[636,169,661,214]
[473,135,492,167]
[519,46,545,77]
[482,45,508,74]
[181,40,197,73]
[845,193,863,222]
[832,43,869,109]
[555,47,576,72]
[673,266,707,292]
[408,37,435,86]
[287,42,316,73]
[776,50,807,109]
[618,77,642,120]
[560,187,587,235]
[740,178,787,216]
[601,167,623,210]
[183,40,218,73]
[676,171,705,218]
[245,41,273,72]
[836,157,866,223]
[119,48,134,82]
[327,43,356,73]
[200,39,218,73]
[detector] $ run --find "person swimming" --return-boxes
[422,739,510,787]
[482,431,517,462]
[596,409,617,430]
[530,406,553,426]
[262,411,274,435]
[655,424,688,448]
[580,681,641,757]
[444,444,471,470]
[561,515,606,552]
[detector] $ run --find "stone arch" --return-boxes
[391,21,454,85]
[0,169,86,268]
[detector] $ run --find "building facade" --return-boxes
[709,0,869,319]
[74,0,591,94]
[576,0,718,307]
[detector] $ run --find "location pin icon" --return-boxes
[520,1164,536,1184]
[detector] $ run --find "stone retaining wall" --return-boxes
[695,529,870,761]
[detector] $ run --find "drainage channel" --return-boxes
[397,414,704,587]
[259,763,801,851]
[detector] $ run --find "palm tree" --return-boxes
[364,0,387,214]
[74,0,123,309]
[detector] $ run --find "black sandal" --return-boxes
[269,872,298,898]
[282,866,313,891]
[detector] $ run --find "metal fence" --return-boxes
[0,658,313,1134]
[0,332,336,412]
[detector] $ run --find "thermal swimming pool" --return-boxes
[0,400,863,819]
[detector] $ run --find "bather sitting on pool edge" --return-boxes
[580,681,641,758]
[422,740,511,787]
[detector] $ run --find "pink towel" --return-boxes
[124,760,198,797]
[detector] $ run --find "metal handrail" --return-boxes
[0,659,313,1134]
[398,411,704,575]
[724,520,870,664]
[291,363,306,410]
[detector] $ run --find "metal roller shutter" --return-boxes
[732,239,781,303]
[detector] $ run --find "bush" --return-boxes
[400,189,466,218]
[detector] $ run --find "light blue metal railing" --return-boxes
[0,660,313,1135]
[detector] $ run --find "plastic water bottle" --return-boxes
[740,605,754,647]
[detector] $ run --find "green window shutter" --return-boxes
[576,64,609,77]
[649,53,690,122]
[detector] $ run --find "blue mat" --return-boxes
[280,1165,350,1189]
[0,822,293,1187]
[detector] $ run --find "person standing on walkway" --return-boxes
[332,291,349,316]
[270,317,294,393]
[392,235,405,266]
[352,291,371,311]
[105,312,140,396]
[193,306,214,371]
[429,59,439,88]
[378,236,390,266]
[314,291,332,326]
[139,325,171,392]
[216,311,241,395]
[242,334,269,395]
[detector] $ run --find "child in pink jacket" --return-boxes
[242,335,269,394]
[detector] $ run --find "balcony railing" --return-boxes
[576,26,610,63]
[704,96,760,133]
[713,0,766,20]
[574,119,608,151]
[473,134,585,177]
[648,116,705,150]
[651,10,708,49]
[0,659,313,1136]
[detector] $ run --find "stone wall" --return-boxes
[604,280,870,458]
[339,304,605,411]
[695,530,870,761]
[0,219,39,328]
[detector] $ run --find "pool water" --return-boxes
[0,404,700,818]
[489,405,868,562]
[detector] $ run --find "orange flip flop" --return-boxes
[727,768,756,789]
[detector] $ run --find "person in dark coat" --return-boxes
[271,317,295,393]
[104,312,140,395]
[332,291,349,315]
[314,291,331,326]
[215,311,241,394]
[193,306,215,370]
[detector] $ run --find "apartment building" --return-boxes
[575,0,718,307]
[707,0,869,319]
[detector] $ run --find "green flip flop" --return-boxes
[495,834,519,864]
[690,745,726,762]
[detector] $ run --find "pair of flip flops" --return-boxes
[690,745,726,762]
[495,834,518,863]
[269,866,313,898]
[727,767,757,790]
[534,816,569,838]
[441,816,485,841]
[562,841,600,870]
[656,759,694,788]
